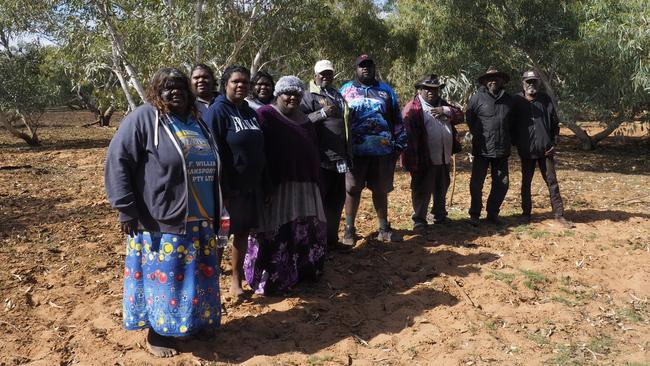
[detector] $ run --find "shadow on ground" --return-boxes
[182,230,500,362]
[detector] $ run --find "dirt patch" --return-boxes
[1,111,649,365]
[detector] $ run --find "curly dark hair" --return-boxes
[219,65,251,96]
[250,70,275,97]
[146,67,198,118]
[190,63,216,81]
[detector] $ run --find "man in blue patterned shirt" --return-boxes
[339,55,407,245]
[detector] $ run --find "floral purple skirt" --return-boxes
[244,216,326,294]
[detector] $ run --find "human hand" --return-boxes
[120,219,138,237]
[545,146,555,156]
[430,107,445,117]
[323,105,338,117]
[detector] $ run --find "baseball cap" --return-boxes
[522,70,541,81]
[355,54,374,66]
[314,60,334,74]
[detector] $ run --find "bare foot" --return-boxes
[229,284,245,300]
[146,329,178,358]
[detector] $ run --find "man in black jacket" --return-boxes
[512,70,574,228]
[466,67,515,226]
[300,59,353,249]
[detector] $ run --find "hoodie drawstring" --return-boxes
[154,109,160,148]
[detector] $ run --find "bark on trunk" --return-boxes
[99,3,146,103]
[1,112,40,146]
[195,0,204,62]
[112,47,137,111]
[100,105,116,127]
[221,5,259,69]
[250,42,269,76]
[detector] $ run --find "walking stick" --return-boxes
[448,154,457,207]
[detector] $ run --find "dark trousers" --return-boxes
[521,156,565,217]
[320,167,346,247]
[411,164,450,226]
[469,156,509,218]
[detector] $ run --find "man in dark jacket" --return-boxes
[402,74,464,232]
[512,70,574,228]
[466,67,515,225]
[300,59,353,250]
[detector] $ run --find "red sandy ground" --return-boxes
[0,111,648,365]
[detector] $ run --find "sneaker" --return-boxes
[341,225,357,246]
[377,226,403,242]
[487,215,504,226]
[556,216,575,229]
[413,223,427,234]
[469,216,480,227]
[434,217,450,225]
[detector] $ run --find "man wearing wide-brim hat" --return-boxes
[512,70,574,228]
[465,66,516,226]
[402,74,464,232]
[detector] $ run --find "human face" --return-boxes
[418,86,439,104]
[276,92,302,115]
[315,70,334,88]
[161,78,189,114]
[356,61,376,84]
[253,77,273,103]
[190,68,214,99]
[522,78,540,97]
[225,71,250,104]
[485,76,504,94]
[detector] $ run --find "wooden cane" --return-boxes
[448,154,457,207]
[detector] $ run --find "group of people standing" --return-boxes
[104,56,572,357]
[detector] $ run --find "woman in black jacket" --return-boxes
[203,65,266,299]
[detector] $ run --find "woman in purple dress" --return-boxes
[244,76,326,295]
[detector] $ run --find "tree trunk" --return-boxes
[250,42,269,76]
[560,118,594,150]
[112,47,138,111]
[592,117,625,145]
[99,105,116,127]
[99,3,146,103]
[195,0,204,63]
[163,0,178,60]
[221,5,260,69]
[1,112,40,146]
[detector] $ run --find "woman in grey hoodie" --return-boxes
[105,68,222,358]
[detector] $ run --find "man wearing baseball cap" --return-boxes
[300,60,353,250]
[512,70,574,228]
[465,66,515,226]
[339,55,408,244]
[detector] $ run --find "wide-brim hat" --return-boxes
[478,66,510,84]
[415,74,445,89]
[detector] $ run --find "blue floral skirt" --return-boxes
[122,220,221,336]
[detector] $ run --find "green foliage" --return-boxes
[1,0,647,147]
[519,269,550,290]
[0,46,63,114]
[488,270,516,288]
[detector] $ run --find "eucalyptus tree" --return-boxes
[387,0,649,149]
